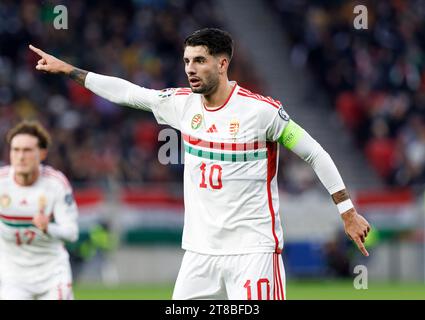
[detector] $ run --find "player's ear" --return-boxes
[218,56,229,74]
[39,149,48,161]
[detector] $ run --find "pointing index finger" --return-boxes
[356,239,369,257]
[29,44,47,58]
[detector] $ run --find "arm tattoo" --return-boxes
[332,189,350,204]
[69,68,88,86]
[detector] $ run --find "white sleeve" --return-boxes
[84,72,159,111]
[47,186,79,242]
[266,106,291,141]
[282,121,346,194]
[84,72,181,130]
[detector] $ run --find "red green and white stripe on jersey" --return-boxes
[183,134,268,162]
[0,213,33,228]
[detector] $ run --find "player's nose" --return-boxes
[185,63,196,75]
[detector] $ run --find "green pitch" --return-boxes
[74,280,425,300]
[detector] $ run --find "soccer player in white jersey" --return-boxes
[0,121,79,300]
[30,28,370,300]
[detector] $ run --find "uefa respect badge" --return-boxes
[278,105,290,121]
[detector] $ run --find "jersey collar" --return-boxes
[202,81,238,112]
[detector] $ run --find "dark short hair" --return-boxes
[184,28,234,60]
[6,120,51,149]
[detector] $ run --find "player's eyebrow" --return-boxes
[194,56,207,62]
[12,146,33,151]
[183,55,207,63]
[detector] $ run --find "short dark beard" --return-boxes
[191,73,219,95]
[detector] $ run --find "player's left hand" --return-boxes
[33,213,50,233]
[29,44,74,74]
[341,208,371,256]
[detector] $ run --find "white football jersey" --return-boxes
[130,82,290,255]
[0,165,78,283]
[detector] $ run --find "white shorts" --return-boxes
[0,263,74,300]
[173,251,286,300]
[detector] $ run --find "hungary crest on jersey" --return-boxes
[191,114,202,130]
[229,119,239,138]
[0,194,11,208]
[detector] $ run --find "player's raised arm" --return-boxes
[277,119,371,256]
[29,44,155,111]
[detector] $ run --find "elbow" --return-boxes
[69,234,78,243]
[68,227,79,243]
[304,144,325,165]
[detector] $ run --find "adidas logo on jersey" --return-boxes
[206,124,218,133]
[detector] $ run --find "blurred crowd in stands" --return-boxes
[0,0,260,188]
[270,0,425,192]
[2,0,424,194]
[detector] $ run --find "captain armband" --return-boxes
[277,120,305,150]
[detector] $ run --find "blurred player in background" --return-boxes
[0,121,79,300]
[29,28,370,300]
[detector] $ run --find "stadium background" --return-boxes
[0,0,424,299]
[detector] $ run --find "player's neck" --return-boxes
[202,80,234,110]
[14,170,39,186]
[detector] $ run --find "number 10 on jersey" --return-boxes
[199,163,223,189]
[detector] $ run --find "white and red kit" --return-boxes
[0,165,79,300]
[85,73,347,299]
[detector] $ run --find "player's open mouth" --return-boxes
[189,78,201,88]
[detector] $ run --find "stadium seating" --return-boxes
[269,0,425,191]
[0,0,261,189]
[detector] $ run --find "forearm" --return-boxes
[297,140,353,214]
[47,223,78,242]
[307,145,345,193]
[69,67,88,86]
[84,72,152,111]
[84,72,134,105]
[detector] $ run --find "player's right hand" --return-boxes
[29,44,73,74]
[341,208,371,256]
